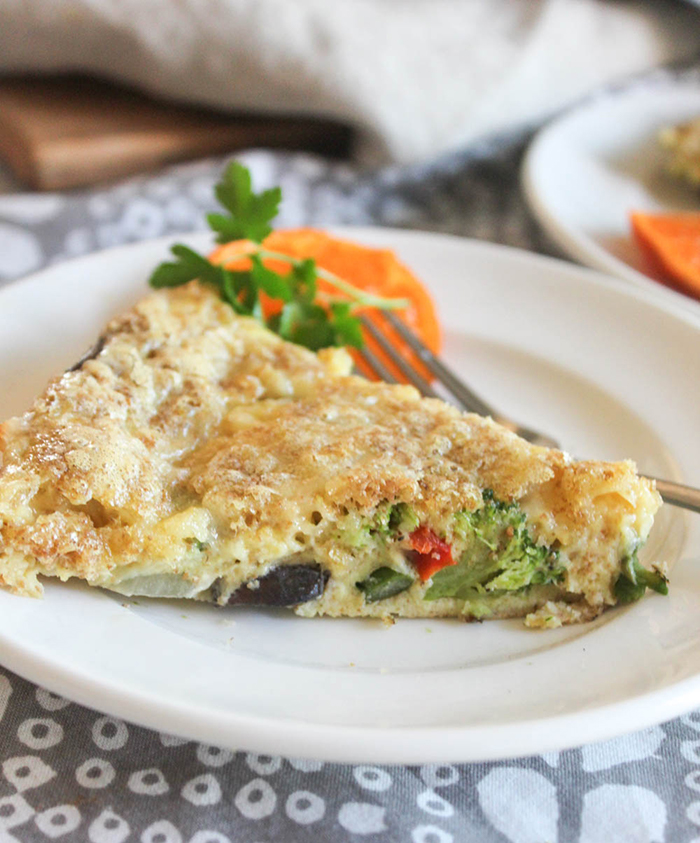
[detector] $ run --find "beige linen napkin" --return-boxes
[0,0,698,164]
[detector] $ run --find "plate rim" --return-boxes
[0,226,699,764]
[2,614,700,766]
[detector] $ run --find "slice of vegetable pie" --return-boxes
[0,284,665,627]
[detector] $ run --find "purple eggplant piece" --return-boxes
[67,335,107,372]
[222,564,329,607]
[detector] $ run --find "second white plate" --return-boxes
[0,228,698,763]
[522,74,700,319]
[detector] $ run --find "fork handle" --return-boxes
[647,476,700,514]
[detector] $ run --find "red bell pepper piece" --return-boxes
[409,526,456,582]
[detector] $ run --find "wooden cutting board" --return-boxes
[0,75,352,191]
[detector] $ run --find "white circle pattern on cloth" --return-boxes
[141,819,183,843]
[284,790,326,825]
[128,768,170,797]
[34,804,81,838]
[88,809,130,843]
[419,765,460,789]
[159,733,189,748]
[92,717,129,751]
[234,778,277,820]
[181,774,222,806]
[353,766,393,792]
[0,86,700,836]
[17,718,64,750]
[286,757,324,773]
[0,793,35,831]
[196,745,234,768]
[417,789,455,818]
[35,688,71,712]
[2,755,56,792]
[411,825,454,843]
[245,754,282,776]
[189,832,231,843]
[75,758,116,790]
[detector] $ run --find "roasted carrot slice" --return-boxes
[210,228,441,380]
[630,211,700,300]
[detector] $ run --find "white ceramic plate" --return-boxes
[0,228,699,764]
[522,75,700,320]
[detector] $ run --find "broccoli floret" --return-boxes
[372,504,393,535]
[425,491,563,601]
[336,512,372,548]
[336,502,418,548]
[453,494,524,551]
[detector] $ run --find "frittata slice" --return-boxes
[0,284,664,627]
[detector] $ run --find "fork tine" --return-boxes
[360,315,440,398]
[382,310,495,416]
[355,346,400,384]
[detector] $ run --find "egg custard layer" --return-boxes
[0,284,664,627]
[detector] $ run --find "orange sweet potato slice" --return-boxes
[210,228,442,381]
[630,211,700,300]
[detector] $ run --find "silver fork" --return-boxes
[357,312,700,514]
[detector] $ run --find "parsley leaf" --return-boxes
[150,244,220,288]
[250,255,292,301]
[329,302,364,348]
[207,162,282,243]
[278,301,335,350]
[148,162,408,352]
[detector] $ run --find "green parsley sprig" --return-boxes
[149,162,408,350]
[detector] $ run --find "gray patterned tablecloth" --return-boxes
[1,73,700,843]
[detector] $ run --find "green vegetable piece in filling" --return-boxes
[343,502,419,545]
[357,568,414,603]
[614,551,668,604]
[424,491,562,601]
[388,502,420,535]
[338,516,372,548]
[372,504,393,536]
